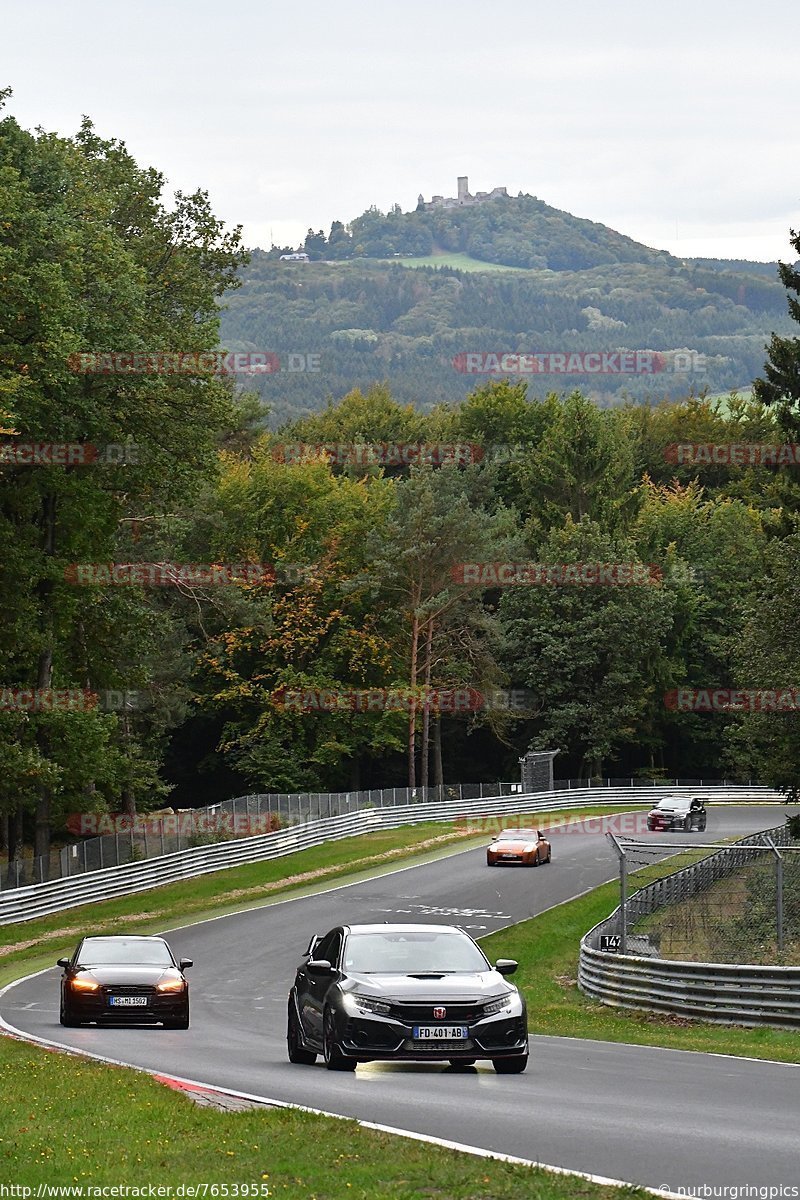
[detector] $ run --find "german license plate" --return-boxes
[412,1025,468,1039]
[109,995,148,1006]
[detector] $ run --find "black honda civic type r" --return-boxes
[287,923,529,1072]
[57,935,192,1028]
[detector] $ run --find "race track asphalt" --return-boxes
[3,805,798,1191]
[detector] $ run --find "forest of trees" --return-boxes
[220,252,795,422]
[4,94,800,870]
[275,193,673,270]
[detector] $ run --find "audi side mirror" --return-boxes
[307,959,334,976]
[179,958,193,970]
[56,958,71,970]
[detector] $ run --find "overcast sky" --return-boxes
[3,0,798,262]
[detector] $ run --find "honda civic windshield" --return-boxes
[343,930,488,974]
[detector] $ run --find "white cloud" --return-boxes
[3,0,799,259]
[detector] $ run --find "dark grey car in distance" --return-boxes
[58,935,192,1028]
[287,922,529,1073]
[646,795,708,832]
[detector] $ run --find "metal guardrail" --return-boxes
[0,784,781,926]
[578,953,800,1028]
[4,780,526,890]
[4,775,755,891]
[579,823,800,1029]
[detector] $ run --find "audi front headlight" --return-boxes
[70,975,100,993]
[156,974,186,993]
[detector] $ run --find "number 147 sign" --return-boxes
[600,934,621,951]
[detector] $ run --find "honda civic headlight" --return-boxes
[483,995,514,1017]
[345,994,391,1016]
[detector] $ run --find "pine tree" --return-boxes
[753,230,800,432]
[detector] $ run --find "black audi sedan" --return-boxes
[57,935,192,1028]
[287,923,528,1073]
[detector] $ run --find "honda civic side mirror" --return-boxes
[307,959,334,977]
[495,959,518,976]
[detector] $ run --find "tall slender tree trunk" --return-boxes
[34,644,53,869]
[433,716,444,786]
[11,803,24,875]
[419,618,434,789]
[119,712,137,818]
[13,805,24,856]
[34,492,57,872]
[407,601,421,788]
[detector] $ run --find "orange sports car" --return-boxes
[486,828,552,867]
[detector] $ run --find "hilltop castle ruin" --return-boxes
[417,176,508,212]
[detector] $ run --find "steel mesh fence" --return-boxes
[616,823,800,965]
[0,780,524,889]
[0,777,776,890]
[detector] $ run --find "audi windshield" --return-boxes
[76,937,174,967]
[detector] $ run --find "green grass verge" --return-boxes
[0,1038,654,1197]
[377,251,533,273]
[480,875,800,1064]
[0,807,637,989]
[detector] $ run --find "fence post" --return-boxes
[777,853,784,955]
[607,833,627,953]
[764,837,784,956]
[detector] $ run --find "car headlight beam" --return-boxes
[483,995,514,1017]
[70,976,100,992]
[345,993,391,1016]
[156,977,186,993]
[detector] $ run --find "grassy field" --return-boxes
[0,1037,655,1198]
[703,389,756,413]
[377,251,533,273]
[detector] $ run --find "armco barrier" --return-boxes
[578,951,800,1028]
[16,776,756,892]
[0,784,782,926]
[578,822,800,1028]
